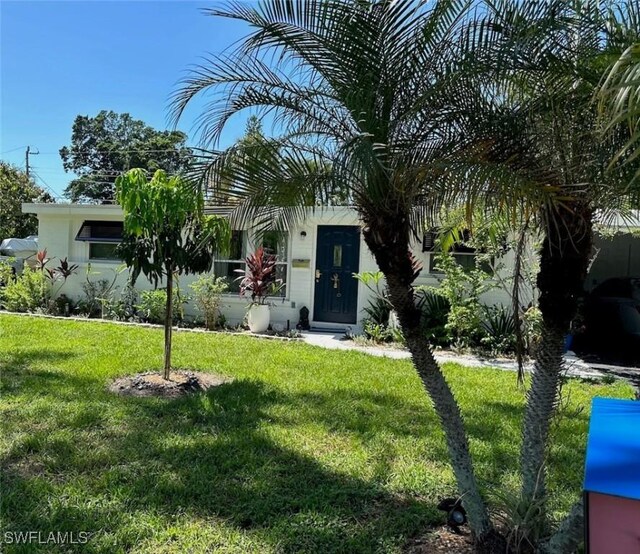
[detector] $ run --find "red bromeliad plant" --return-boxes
[235,247,285,305]
[32,251,79,306]
[46,258,79,282]
[34,249,50,272]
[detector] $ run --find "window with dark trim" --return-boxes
[422,230,438,252]
[76,221,123,243]
[423,229,493,275]
[422,229,476,253]
[75,220,123,261]
[262,231,288,297]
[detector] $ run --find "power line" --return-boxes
[0,145,28,155]
[30,171,118,183]
[64,181,115,185]
[30,168,196,179]
[36,147,197,155]
[30,169,124,177]
[31,171,66,201]
[29,167,120,187]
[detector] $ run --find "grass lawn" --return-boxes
[0,314,633,553]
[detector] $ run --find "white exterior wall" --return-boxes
[23,203,533,330]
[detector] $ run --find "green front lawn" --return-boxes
[0,314,632,553]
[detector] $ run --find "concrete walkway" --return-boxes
[301,331,639,384]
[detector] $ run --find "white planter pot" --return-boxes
[248,304,270,333]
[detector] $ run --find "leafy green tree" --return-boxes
[0,162,52,239]
[115,169,230,379]
[61,111,192,203]
[239,116,265,149]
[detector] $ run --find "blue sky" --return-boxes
[1,1,254,198]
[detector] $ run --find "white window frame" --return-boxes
[215,230,291,300]
[88,241,121,262]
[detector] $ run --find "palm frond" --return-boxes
[599,43,640,176]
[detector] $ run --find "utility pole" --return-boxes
[25,146,39,178]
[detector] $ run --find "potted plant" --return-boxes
[236,246,285,333]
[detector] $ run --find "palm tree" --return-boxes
[467,1,640,546]
[171,0,639,551]
[599,36,640,185]
[172,1,507,548]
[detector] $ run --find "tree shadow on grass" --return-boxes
[0,348,77,372]
[0,349,81,398]
[2,347,597,552]
[2,378,441,554]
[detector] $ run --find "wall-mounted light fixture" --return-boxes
[300,231,307,240]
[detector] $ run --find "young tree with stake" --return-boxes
[115,168,230,379]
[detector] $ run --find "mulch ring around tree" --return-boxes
[406,525,475,553]
[109,370,231,398]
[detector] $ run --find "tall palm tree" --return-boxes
[172,1,508,548]
[467,1,640,546]
[171,0,639,551]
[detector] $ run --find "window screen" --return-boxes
[76,221,124,243]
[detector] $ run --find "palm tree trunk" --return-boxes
[163,269,174,380]
[520,325,565,504]
[539,499,583,554]
[385,274,501,548]
[362,221,502,550]
[520,206,592,514]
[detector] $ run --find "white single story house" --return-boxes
[19,203,640,331]
[21,203,532,331]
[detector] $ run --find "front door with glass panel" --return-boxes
[313,226,360,324]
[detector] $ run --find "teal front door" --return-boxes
[313,225,360,324]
